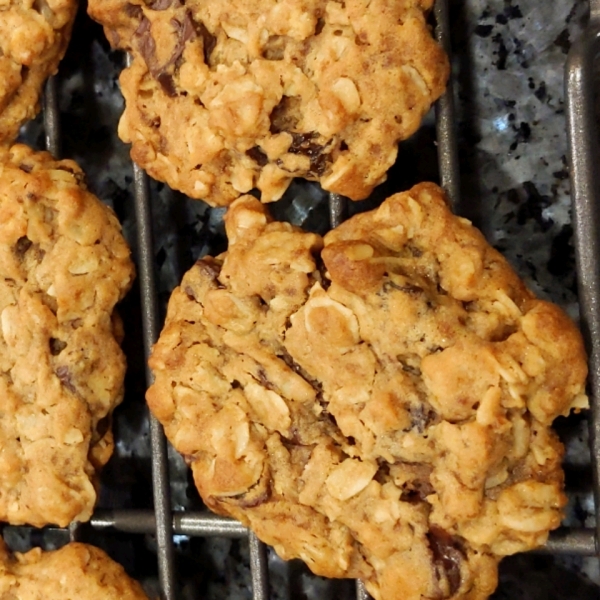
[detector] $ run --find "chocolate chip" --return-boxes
[144,0,177,9]
[125,2,143,18]
[194,20,216,64]
[49,338,67,356]
[288,132,330,176]
[55,366,77,394]
[14,236,32,259]
[246,146,268,166]
[427,527,464,597]
[134,17,157,69]
[195,256,224,285]
[168,11,197,68]
[18,164,33,173]
[157,72,177,97]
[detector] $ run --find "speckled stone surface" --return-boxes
[8,0,599,598]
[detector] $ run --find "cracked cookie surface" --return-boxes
[0,0,77,145]
[0,538,149,599]
[88,0,448,206]
[147,183,587,600]
[0,144,135,527]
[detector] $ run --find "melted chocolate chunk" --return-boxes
[288,132,330,176]
[49,338,67,356]
[18,163,33,173]
[125,3,143,18]
[157,72,177,97]
[195,20,217,64]
[246,146,268,166]
[134,17,157,69]
[167,12,197,69]
[427,527,464,597]
[55,366,77,394]
[134,8,199,87]
[14,236,32,259]
[144,0,178,9]
[195,257,224,287]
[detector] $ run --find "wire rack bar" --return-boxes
[433,0,461,211]
[355,580,370,600]
[565,16,600,558]
[132,160,178,600]
[43,77,61,158]
[249,532,270,600]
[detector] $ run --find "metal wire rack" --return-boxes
[30,0,600,597]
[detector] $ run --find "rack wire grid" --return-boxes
[20,0,600,597]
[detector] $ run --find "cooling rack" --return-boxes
[16,0,600,597]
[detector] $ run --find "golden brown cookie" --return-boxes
[0,144,135,527]
[147,183,588,600]
[0,0,78,145]
[88,0,448,206]
[0,538,149,599]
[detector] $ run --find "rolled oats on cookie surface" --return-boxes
[88,0,448,206]
[0,0,77,145]
[0,144,135,527]
[0,537,150,599]
[147,183,587,600]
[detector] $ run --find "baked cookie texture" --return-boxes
[88,0,449,206]
[0,0,77,145]
[147,183,588,600]
[0,538,149,599]
[0,144,135,527]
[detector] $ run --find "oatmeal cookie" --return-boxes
[88,0,448,206]
[147,183,587,600]
[0,538,149,599]
[0,144,135,527]
[0,0,77,145]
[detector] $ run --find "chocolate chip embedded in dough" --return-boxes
[14,236,33,259]
[246,146,268,167]
[288,132,331,176]
[427,527,464,598]
[134,17,157,70]
[194,20,216,64]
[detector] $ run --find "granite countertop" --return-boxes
[11,0,599,598]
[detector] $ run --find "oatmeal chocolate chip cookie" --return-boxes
[0,144,135,527]
[88,0,448,206]
[0,538,149,599]
[147,183,588,600]
[0,0,77,145]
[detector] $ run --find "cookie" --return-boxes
[0,0,77,145]
[147,183,588,600]
[0,538,149,599]
[88,0,448,206]
[0,144,135,527]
